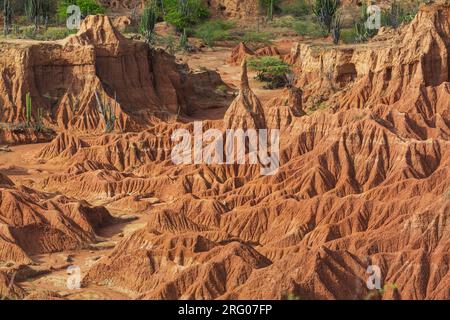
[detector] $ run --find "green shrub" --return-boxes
[42,26,76,40]
[247,56,291,88]
[340,27,357,44]
[280,0,311,17]
[215,84,228,95]
[242,31,273,47]
[194,20,234,47]
[123,24,139,34]
[269,15,297,28]
[160,0,209,31]
[307,101,329,115]
[381,0,418,28]
[57,0,105,19]
[22,26,37,39]
[157,34,178,54]
[293,19,326,38]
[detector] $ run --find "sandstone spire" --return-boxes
[223,60,266,129]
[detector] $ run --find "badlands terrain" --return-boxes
[0,1,449,300]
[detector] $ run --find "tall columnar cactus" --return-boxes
[387,0,403,29]
[268,0,274,21]
[140,2,157,44]
[37,107,43,124]
[41,0,51,30]
[313,0,339,34]
[179,28,188,50]
[3,0,13,36]
[26,92,32,126]
[94,90,117,133]
[259,0,275,21]
[331,12,341,45]
[25,0,40,30]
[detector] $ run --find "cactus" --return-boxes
[41,0,51,30]
[313,0,339,34]
[179,28,188,50]
[331,12,341,45]
[140,2,157,44]
[3,0,13,36]
[25,0,40,31]
[269,0,274,21]
[26,92,32,126]
[37,107,43,124]
[385,0,404,29]
[32,107,45,132]
[94,90,117,133]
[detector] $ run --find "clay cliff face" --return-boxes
[206,0,260,20]
[290,4,449,123]
[0,4,448,300]
[0,15,227,141]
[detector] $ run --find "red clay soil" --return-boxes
[0,4,449,300]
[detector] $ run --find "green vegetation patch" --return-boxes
[193,19,235,47]
[247,56,291,89]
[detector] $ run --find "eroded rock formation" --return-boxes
[0,171,115,264]
[0,4,448,300]
[0,15,227,139]
[223,60,266,129]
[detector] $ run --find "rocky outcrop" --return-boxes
[1,4,448,301]
[229,43,282,66]
[223,60,266,129]
[0,172,115,263]
[0,15,227,135]
[290,3,449,116]
[256,46,281,57]
[83,222,270,299]
[228,42,255,65]
[0,271,26,300]
[265,87,305,129]
[206,0,259,21]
